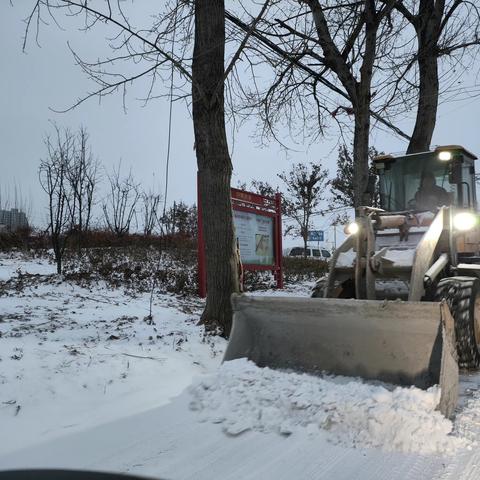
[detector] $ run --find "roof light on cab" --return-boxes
[438,151,453,161]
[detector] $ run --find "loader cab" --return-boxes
[375,146,478,213]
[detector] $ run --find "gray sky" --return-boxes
[2,2,480,246]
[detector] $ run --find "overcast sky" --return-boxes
[2,2,480,247]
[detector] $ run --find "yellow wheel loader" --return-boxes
[225,146,480,417]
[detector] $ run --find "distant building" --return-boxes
[0,208,29,232]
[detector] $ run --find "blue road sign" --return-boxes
[307,230,324,242]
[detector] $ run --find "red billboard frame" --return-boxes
[197,184,283,297]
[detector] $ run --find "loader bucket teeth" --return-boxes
[224,295,458,418]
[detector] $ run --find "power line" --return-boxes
[162,5,178,218]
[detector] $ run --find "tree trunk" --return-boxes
[406,50,439,154]
[53,242,62,274]
[303,229,308,258]
[353,98,371,208]
[192,0,239,337]
[406,0,441,154]
[352,1,377,210]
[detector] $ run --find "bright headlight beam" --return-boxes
[346,222,359,235]
[453,212,477,231]
[439,151,453,161]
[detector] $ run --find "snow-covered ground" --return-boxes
[2,251,480,479]
[0,252,225,455]
[0,252,55,280]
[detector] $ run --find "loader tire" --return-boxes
[435,277,480,369]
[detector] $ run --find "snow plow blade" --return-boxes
[224,295,458,417]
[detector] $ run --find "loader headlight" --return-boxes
[453,212,477,231]
[345,222,359,235]
[438,151,453,161]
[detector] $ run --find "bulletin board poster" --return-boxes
[233,210,275,266]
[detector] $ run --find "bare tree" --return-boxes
[300,0,394,210]
[159,202,176,237]
[67,127,99,233]
[0,186,8,212]
[102,163,140,237]
[227,1,480,215]
[39,126,76,274]
[385,1,480,153]
[226,1,400,208]
[161,201,197,238]
[142,190,162,236]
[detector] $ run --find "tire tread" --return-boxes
[435,276,480,369]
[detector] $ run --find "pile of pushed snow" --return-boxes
[190,359,467,454]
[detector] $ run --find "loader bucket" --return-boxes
[224,295,458,417]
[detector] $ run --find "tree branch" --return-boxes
[26,1,193,83]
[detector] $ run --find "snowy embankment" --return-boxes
[190,358,467,455]
[0,252,225,456]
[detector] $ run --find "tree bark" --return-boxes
[353,2,377,209]
[405,0,442,154]
[192,0,239,337]
[53,241,62,274]
[407,50,440,154]
[406,54,438,154]
[56,255,62,275]
[303,228,308,258]
[353,100,372,208]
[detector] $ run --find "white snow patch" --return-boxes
[0,252,55,280]
[336,250,356,267]
[383,249,415,267]
[415,211,436,225]
[249,282,315,298]
[190,359,468,454]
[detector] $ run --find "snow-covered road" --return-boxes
[2,385,480,480]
